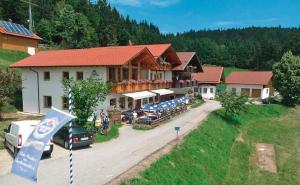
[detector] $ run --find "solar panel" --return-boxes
[0,20,34,36]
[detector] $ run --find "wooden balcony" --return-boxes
[112,81,173,94]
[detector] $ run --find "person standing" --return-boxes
[102,115,110,135]
[133,111,138,124]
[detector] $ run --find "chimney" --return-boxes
[128,40,133,46]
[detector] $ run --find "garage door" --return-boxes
[252,89,261,98]
[241,88,251,96]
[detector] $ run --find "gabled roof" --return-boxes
[140,44,171,57]
[140,44,182,65]
[10,46,158,68]
[226,71,273,85]
[0,20,41,40]
[192,66,224,84]
[173,52,202,71]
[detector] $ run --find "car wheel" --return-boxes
[13,147,19,158]
[64,141,69,149]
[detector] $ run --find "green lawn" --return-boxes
[123,104,300,185]
[93,123,122,143]
[0,48,29,69]
[223,67,250,77]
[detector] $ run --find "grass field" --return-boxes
[0,48,29,69]
[123,104,300,185]
[93,123,122,143]
[223,67,250,77]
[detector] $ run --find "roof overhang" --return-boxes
[150,89,174,95]
[123,91,156,100]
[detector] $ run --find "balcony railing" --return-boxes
[172,80,198,88]
[112,80,173,94]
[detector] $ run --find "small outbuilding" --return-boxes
[0,20,41,55]
[192,66,224,99]
[226,71,273,99]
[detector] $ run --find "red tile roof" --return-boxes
[10,46,155,68]
[192,66,224,84]
[173,52,196,71]
[226,71,273,85]
[139,44,171,57]
[140,44,182,65]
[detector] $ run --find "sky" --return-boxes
[108,0,300,33]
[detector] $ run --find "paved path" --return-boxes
[0,100,220,185]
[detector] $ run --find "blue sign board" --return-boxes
[11,107,76,182]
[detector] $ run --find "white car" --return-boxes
[3,120,53,158]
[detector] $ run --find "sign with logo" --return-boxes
[175,127,181,137]
[11,107,75,182]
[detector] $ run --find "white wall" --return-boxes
[198,85,216,99]
[227,84,270,99]
[22,67,107,114]
[21,66,177,115]
[22,69,39,113]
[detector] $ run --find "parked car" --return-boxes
[53,126,93,149]
[3,120,54,158]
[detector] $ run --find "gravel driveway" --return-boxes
[0,100,220,185]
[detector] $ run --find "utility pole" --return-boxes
[20,0,38,31]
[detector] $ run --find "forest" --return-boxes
[1,0,300,70]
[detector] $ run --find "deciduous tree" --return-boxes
[218,92,249,117]
[273,51,300,106]
[63,78,109,125]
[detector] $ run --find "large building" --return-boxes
[226,71,273,99]
[11,44,201,115]
[0,20,41,55]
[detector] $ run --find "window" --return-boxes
[108,68,115,82]
[155,95,159,102]
[44,72,50,81]
[76,72,84,81]
[143,98,148,105]
[62,97,68,110]
[203,88,208,94]
[123,68,128,80]
[62,72,69,80]
[149,97,154,104]
[159,73,162,80]
[128,97,133,109]
[210,88,214,93]
[194,87,199,92]
[119,97,125,109]
[132,69,138,80]
[231,88,236,94]
[199,88,202,93]
[44,96,52,108]
[110,98,116,107]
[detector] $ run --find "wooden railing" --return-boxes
[112,82,173,94]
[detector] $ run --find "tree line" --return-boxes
[1,0,300,70]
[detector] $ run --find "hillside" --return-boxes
[1,1,300,71]
[124,105,300,185]
[0,49,29,69]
